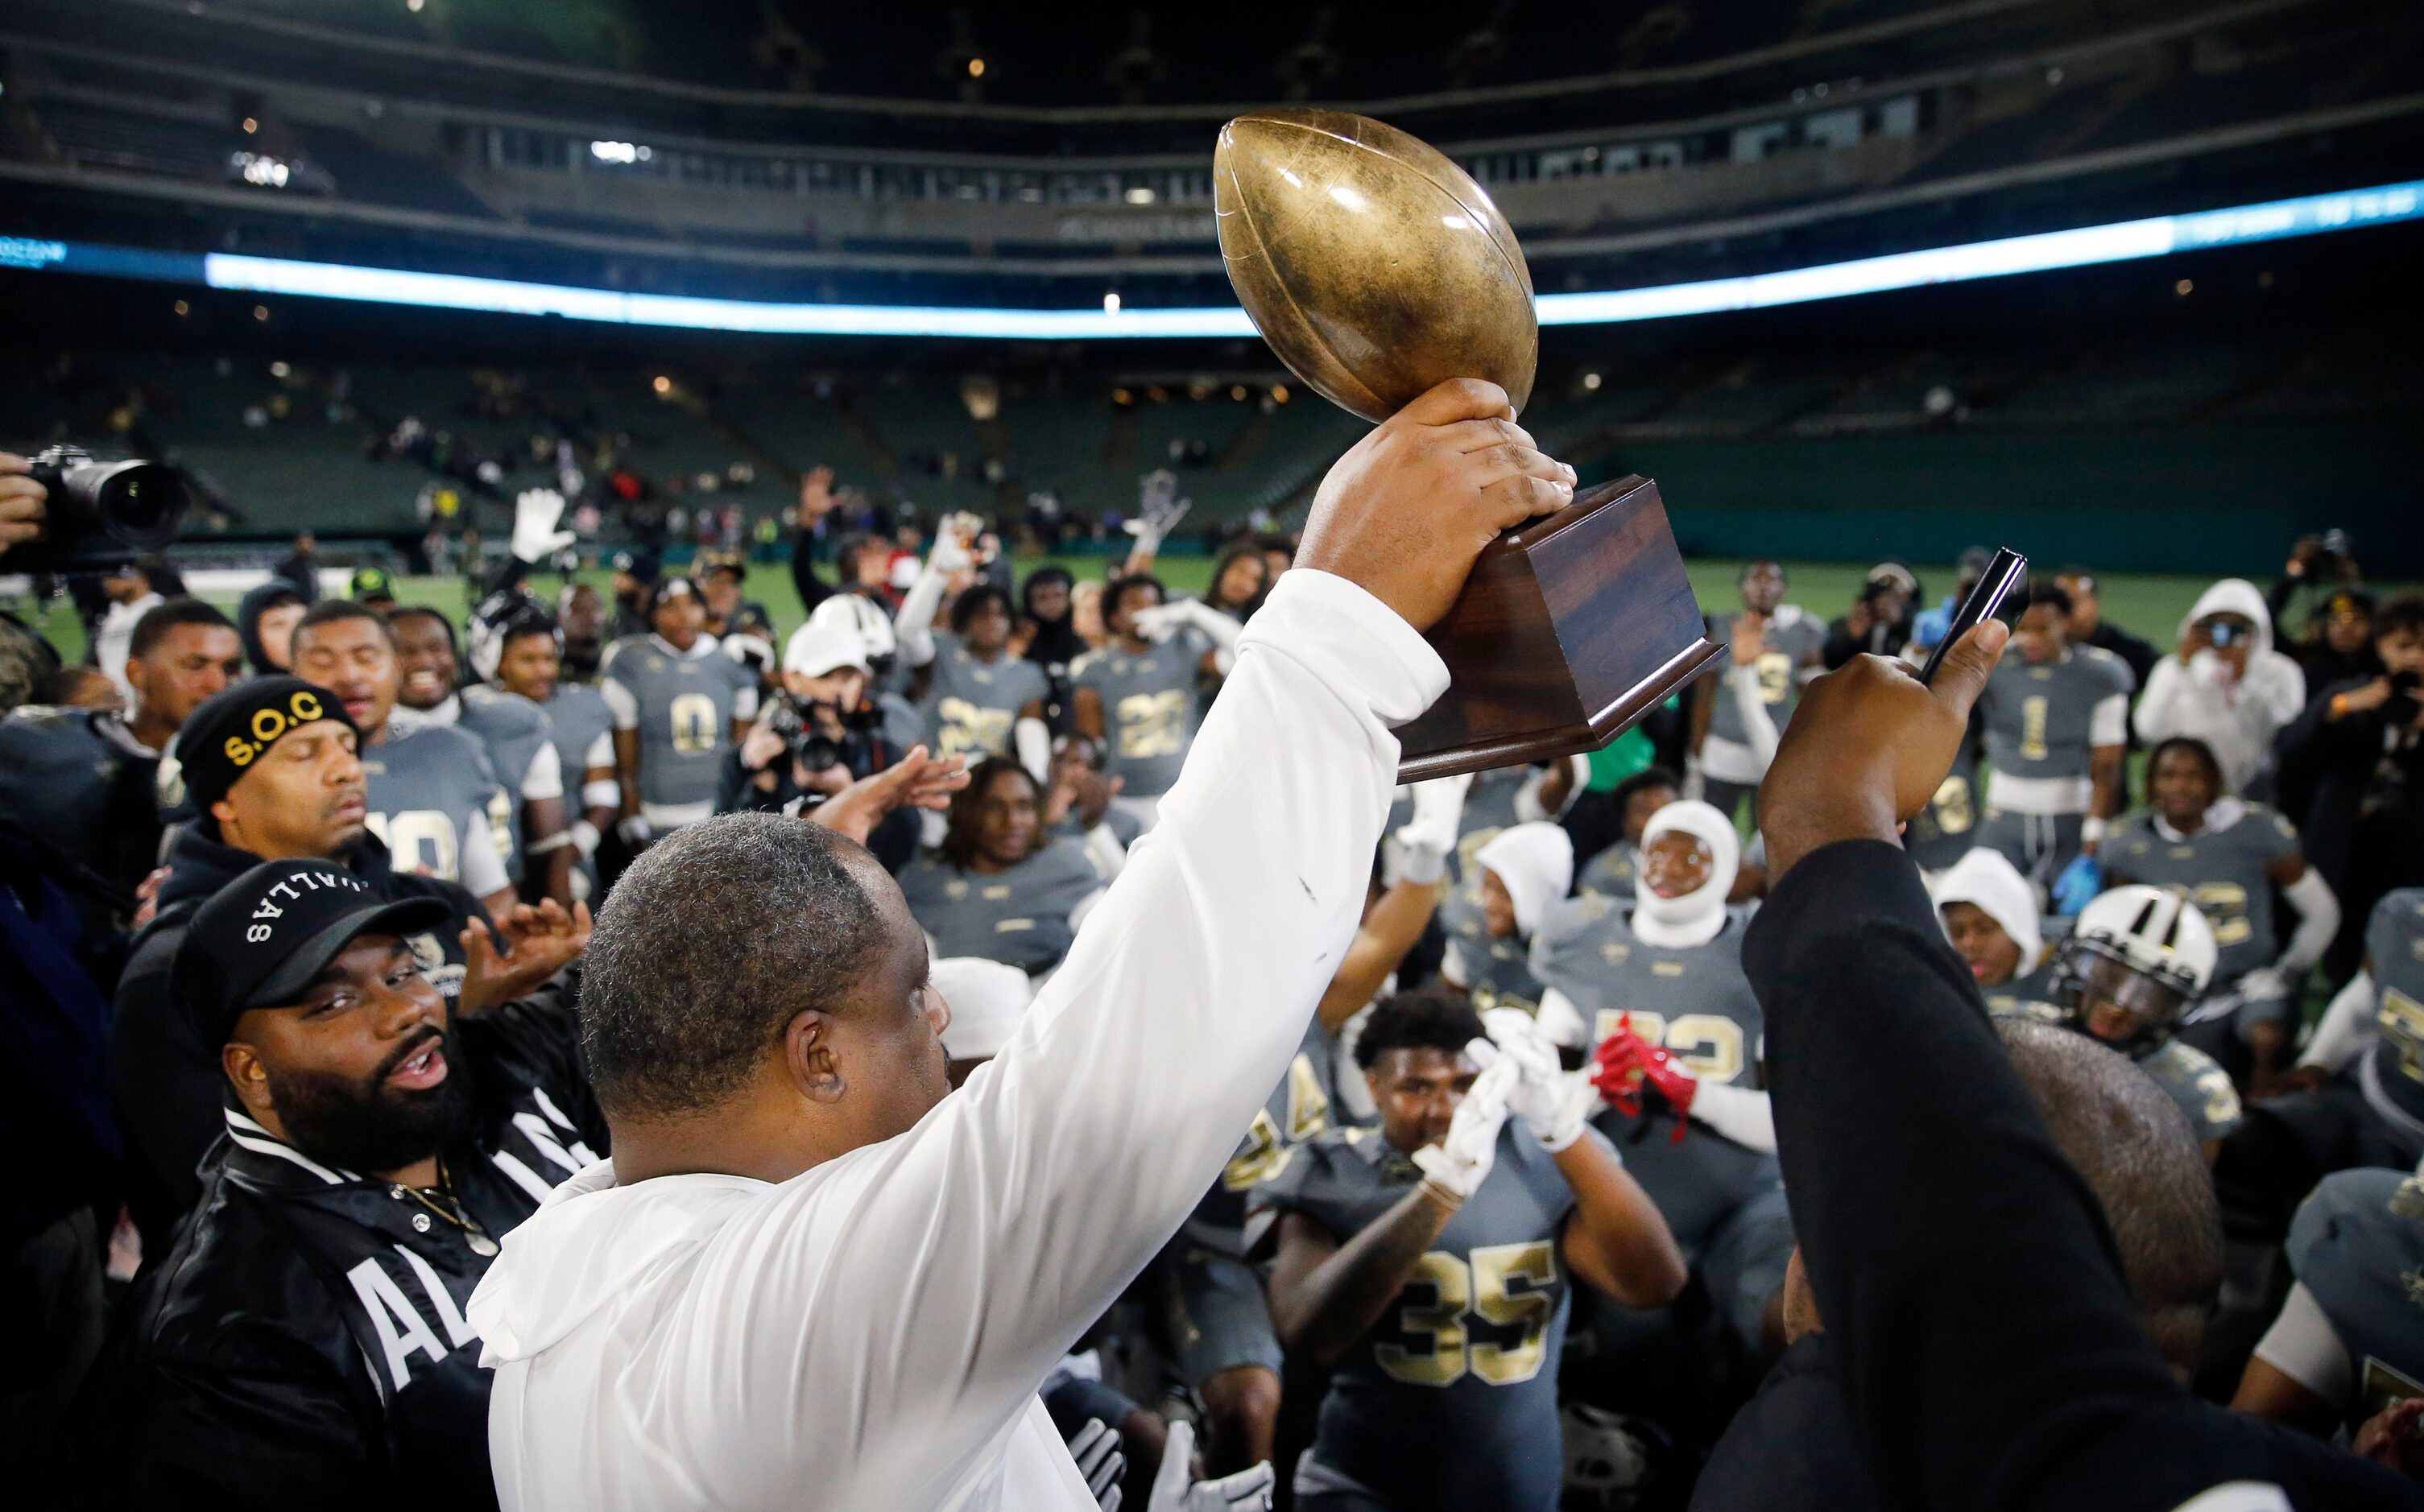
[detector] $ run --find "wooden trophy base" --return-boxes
[1395,474,1723,783]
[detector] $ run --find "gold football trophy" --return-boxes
[1214,109,1719,780]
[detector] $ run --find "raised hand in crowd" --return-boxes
[0,450,43,557]
[459,898,594,1014]
[807,742,971,843]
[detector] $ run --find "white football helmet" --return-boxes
[2050,885,2219,1048]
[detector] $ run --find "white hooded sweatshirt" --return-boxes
[2132,578,2306,795]
[466,570,1447,1511]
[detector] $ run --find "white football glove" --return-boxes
[1476,1010,1593,1152]
[2236,965,2291,1006]
[1131,600,1241,652]
[925,511,984,575]
[510,488,577,564]
[1067,1418,1127,1511]
[1393,773,1472,885]
[1148,1420,1274,1512]
[1412,1051,1516,1201]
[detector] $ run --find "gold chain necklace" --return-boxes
[391,1160,500,1257]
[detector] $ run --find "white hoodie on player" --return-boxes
[467,570,1448,1511]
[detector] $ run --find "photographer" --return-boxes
[1822,563,1917,670]
[2133,579,2306,799]
[2276,591,2424,982]
[722,618,923,870]
[2269,531,2363,646]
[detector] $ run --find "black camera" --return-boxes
[763,693,848,774]
[10,444,188,576]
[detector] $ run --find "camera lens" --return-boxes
[71,459,186,551]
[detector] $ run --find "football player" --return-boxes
[292,602,518,917]
[2236,1162,2424,1437]
[599,576,759,845]
[896,758,1104,978]
[389,605,573,907]
[1974,579,2133,886]
[2044,885,2241,1160]
[1574,766,1680,899]
[2105,737,2339,1086]
[1073,574,1222,828]
[1440,821,1570,1017]
[1252,994,1682,1512]
[1930,846,2056,1013]
[2220,890,2424,1242]
[1049,733,1140,882]
[896,518,1052,771]
[490,603,621,901]
[1153,813,1458,1478]
[1532,801,1796,1481]
[1691,560,1825,827]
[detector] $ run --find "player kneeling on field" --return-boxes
[1251,993,1683,1512]
[2043,885,2242,1162]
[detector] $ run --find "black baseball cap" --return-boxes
[173,859,452,1048]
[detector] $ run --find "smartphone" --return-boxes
[1917,547,2027,686]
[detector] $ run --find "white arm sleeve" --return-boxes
[2131,659,2186,745]
[2298,973,2378,1072]
[637,570,1447,1486]
[1014,717,1052,785]
[1731,664,1782,767]
[893,566,948,668]
[2251,1280,2355,1409]
[2274,867,2340,979]
[732,684,759,722]
[2090,692,2130,750]
[457,810,510,900]
[1687,1080,1778,1155]
[1441,937,1470,989]
[598,676,639,730]
[583,730,615,771]
[519,742,564,803]
[1512,754,1590,823]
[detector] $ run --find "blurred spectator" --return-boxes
[234,579,309,675]
[2276,592,2424,981]
[2132,580,2306,798]
[896,757,1104,977]
[38,664,120,710]
[273,531,321,601]
[1020,566,1086,732]
[2053,566,2159,691]
[1822,562,1917,669]
[608,549,660,638]
[2287,588,2382,708]
[90,557,165,706]
[349,566,398,613]
[1201,547,1270,621]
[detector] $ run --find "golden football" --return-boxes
[1213,109,1537,423]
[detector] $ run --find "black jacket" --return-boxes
[111,826,487,1247]
[2274,675,2424,904]
[1745,840,2416,1510]
[69,994,604,1510]
[1690,1333,1878,1512]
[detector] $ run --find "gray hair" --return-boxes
[581,812,888,1118]
[1995,1018,2223,1372]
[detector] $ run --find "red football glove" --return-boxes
[1590,1014,1698,1142]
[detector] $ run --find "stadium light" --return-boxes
[3,178,2418,340]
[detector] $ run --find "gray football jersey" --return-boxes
[1706,607,1824,748]
[1530,894,1765,1088]
[459,686,554,882]
[1979,647,2132,782]
[602,635,750,811]
[2137,1036,2242,1143]
[542,681,615,800]
[1442,895,1548,1017]
[919,632,1050,759]
[2288,1167,2424,1427]
[1903,740,1985,873]
[2364,890,2424,1128]
[362,725,513,888]
[896,838,1100,976]
[1202,1014,1359,1256]
[2107,807,2300,985]
[1576,843,1636,900]
[1073,630,1209,798]
[1249,1124,1578,1512]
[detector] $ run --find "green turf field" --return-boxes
[12,555,2236,667]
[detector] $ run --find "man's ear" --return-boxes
[223,1039,273,1117]
[784,1010,845,1104]
[124,658,151,705]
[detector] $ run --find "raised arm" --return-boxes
[688,379,1576,1489]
